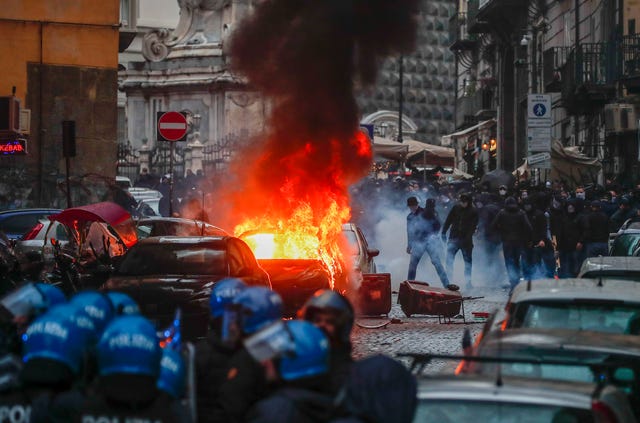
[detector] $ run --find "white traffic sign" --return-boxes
[527,94,552,127]
[157,111,188,142]
[527,152,551,169]
[527,126,551,152]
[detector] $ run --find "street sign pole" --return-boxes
[156,111,188,217]
[169,142,174,216]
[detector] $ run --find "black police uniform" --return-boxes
[207,348,270,423]
[194,333,237,420]
[246,384,334,423]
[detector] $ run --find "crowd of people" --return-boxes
[351,175,640,291]
[0,280,417,423]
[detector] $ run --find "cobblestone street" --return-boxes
[352,287,509,374]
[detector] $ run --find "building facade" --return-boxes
[449,0,640,187]
[0,1,120,207]
[357,0,457,145]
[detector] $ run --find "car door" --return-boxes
[227,238,271,287]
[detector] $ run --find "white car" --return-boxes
[480,278,640,339]
[14,219,70,279]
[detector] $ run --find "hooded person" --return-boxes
[330,355,417,423]
[442,192,478,290]
[556,199,581,278]
[491,197,533,290]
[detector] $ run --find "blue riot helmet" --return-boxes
[69,291,115,334]
[209,278,248,318]
[106,291,140,316]
[97,315,162,378]
[46,303,100,346]
[35,283,66,310]
[22,308,96,384]
[157,348,186,399]
[278,320,329,381]
[299,289,354,346]
[230,287,283,335]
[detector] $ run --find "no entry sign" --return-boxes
[157,111,188,141]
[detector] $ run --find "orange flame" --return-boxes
[235,198,351,285]
[211,129,372,290]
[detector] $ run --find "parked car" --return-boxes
[414,372,636,423]
[482,278,640,338]
[610,232,640,257]
[341,222,379,275]
[128,187,163,217]
[13,219,71,280]
[468,327,640,419]
[578,256,640,281]
[101,236,271,340]
[0,208,62,241]
[135,217,228,239]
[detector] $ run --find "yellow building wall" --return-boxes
[627,0,640,34]
[0,0,118,104]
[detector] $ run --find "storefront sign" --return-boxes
[0,136,27,155]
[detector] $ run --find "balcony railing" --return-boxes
[449,12,477,51]
[622,34,640,81]
[543,47,571,92]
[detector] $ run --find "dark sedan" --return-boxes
[101,236,271,340]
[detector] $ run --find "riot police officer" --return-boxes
[195,278,247,420]
[77,315,182,422]
[246,320,333,423]
[299,289,354,395]
[208,287,284,423]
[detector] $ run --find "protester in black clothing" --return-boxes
[491,197,532,290]
[442,193,478,289]
[474,194,502,287]
[521,197,549,280]
[555,200,580,278]
[195,278,247,422]
[406,196,450,286]
[299,289,354,395]
[610,196,636,232]
[245,321,333,423]
[580,200,611,257]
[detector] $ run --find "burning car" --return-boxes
[238,222,378,316]
[239,229,337,317]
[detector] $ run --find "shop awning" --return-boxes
[441,119,496,146]
[372,137,455,167]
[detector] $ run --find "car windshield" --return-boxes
[118,243,227,276]
[580,270,640,281]
[342,230,360,255]
[415,399,594,422]
[514,301,640,334]
[475,360,637,393]
[477,361,596,383]
[610,234,640,256]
